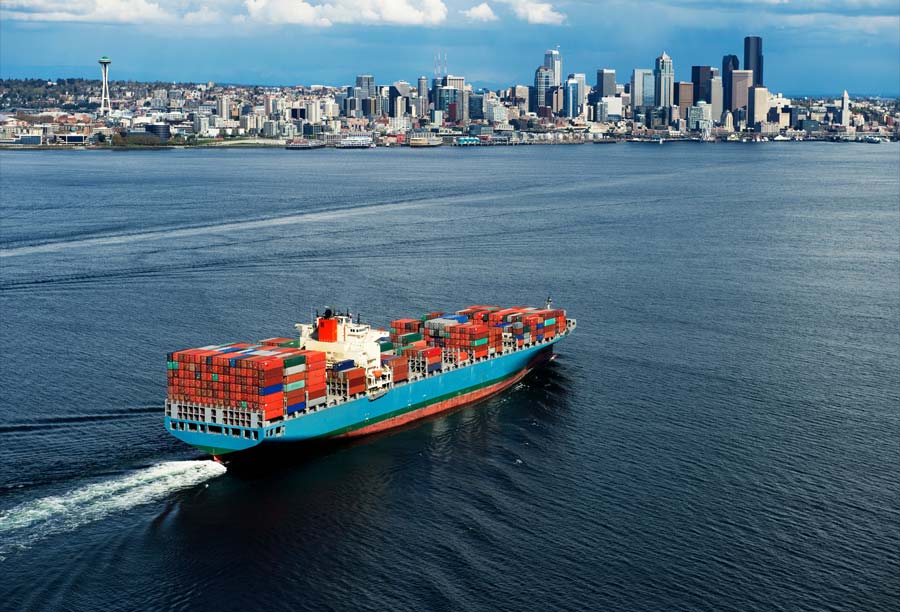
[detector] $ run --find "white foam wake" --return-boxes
[0,460,226,559]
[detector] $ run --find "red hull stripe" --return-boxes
[336,365,533,438]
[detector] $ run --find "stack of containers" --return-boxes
[328,360,367,397]
[305,351,328,408]
[166,342,328,421]
[409,346,442,373]
[423,314,468,347]
[380,355,409,382]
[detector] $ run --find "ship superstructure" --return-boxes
[165,303,575,457]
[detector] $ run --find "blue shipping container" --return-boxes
[286,402,306,415]
[334,360,355,371]
[261,383,283,396]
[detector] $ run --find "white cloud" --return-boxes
[2,0,174,23]
[497,0,564,25]
[462,2,498,21]
[183,5,224,24]
[243,0,448,26]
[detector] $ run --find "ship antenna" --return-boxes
[357,312,361,324]
[546,296,553,310]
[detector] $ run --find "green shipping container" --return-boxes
[471,338,489,347]
[283,354,306,368]
[278,339,300,348]
[543,317,556,326]
[380,341,395,351]
[285,380,306,392]
[212,374,218,382]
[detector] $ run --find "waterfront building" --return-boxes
[744,36,764,86]
[596,69,616,98]
[722,54,740,112]
[731,69,753,111]
[544,48,562,87]
[748,85,769,127]
[654,52,674,108]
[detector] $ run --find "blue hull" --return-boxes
[165,335,566,456]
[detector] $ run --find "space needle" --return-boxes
[98,56,111,115]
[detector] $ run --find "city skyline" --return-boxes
[1,1,899,96]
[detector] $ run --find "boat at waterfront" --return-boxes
[165,303,575,458]
[285,138,326,150]
[409,135,443,148]
[336,135,375,149]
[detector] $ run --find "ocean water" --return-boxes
[0,143,898,611]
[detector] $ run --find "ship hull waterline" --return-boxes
[165,339,561,458]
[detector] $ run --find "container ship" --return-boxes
[165,303,575,458]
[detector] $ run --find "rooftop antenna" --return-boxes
[443,51,448,77]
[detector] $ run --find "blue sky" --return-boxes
[2,1,899,96]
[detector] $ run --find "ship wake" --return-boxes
[0,460,226,560]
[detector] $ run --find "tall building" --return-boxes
[216,95,230,118]
[840,90,851,127]
[743,36,763,86]
[544,48,562,87]
[98,56,111,115]
[721,54,740,113]
[654,52,674,108]
[563,77,580,118]
[630,69,655,108]
[730,69,753,111]
[596,69,616,98]
[417,76,429,116]
[691,66,717,104]
[675,82,693,118]
[443,75,465,91]
[748,85,769,127]
[355,75,376,99]
[569,73,586,112]
[709,76,723,123]
[532,65,553,112]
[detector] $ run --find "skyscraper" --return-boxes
[840,90,851,127]
[532,65,553,112]
[544,48,562,87]
[630,69,654,109]
[748,85,769,127]
[743,36,763,86]
[569,73,586,111]
[709,76,723,122]
[417,76,429,116]
[563,77,580,118]
[355,75,376,99]
[216,95,229,118]
[730,69,753,111]
[654,52,674,108]
[596,69,616,98]
[675,82,693,118]
[691,66,717,104]
[722,54,739,113]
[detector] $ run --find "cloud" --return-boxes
[1,0,174,23]
[497,0,564,24]
[243,0,448,26]
[462,2,498,21]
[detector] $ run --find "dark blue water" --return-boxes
[1,144,898,611]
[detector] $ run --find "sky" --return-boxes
[1,1,899,96]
